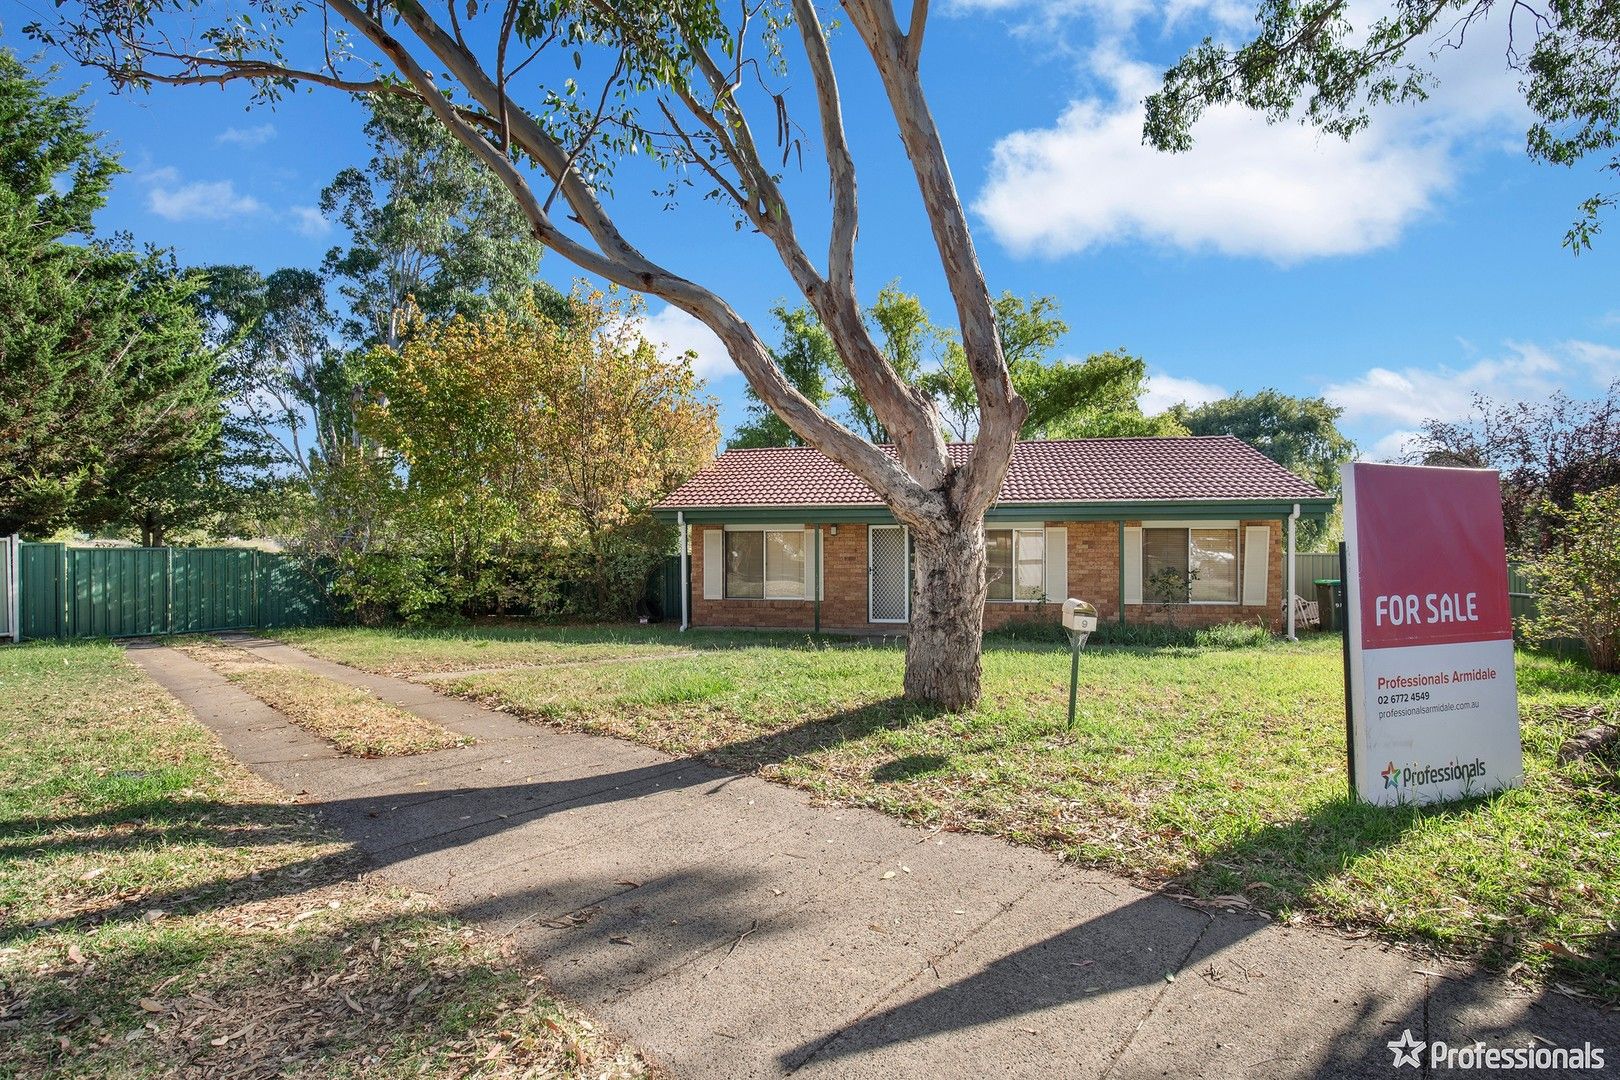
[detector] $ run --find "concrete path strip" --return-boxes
[126,639,1620,1079]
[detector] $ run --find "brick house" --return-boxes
[652,437,1333,636]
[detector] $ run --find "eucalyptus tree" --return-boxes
[32,0,1033,709]
[322,93,548,349]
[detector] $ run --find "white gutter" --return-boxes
[1286,503,1300,641]
[677,511,689,632]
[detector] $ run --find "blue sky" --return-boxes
[6,0,1618,459]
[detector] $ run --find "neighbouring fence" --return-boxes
[1,536,17,642]
[10,543,329,641]
[1290,552,1541,626]
[653,554,683,621]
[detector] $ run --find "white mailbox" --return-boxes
[1062,598,1098,635]
[1060,598,1097,729]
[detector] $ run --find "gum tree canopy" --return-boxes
[31,0,1027,709]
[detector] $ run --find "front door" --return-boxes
[868,525,909,623]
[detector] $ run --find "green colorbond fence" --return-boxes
[16,544,329,641]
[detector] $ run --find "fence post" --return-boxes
[4,535,17,643]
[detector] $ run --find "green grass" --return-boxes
[277,622,821,676]
[0,640,643,1078]
[280,623,1620,1002]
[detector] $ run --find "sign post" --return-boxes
[1341,463,1523,805]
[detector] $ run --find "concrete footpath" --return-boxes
[126,639,1618,1079]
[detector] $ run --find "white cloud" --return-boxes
[147,179,265,222]
[976,56,1453,263]
[642,305,732,381]
[1323,338,1620,461]
[1139,370,1226,413]
[1323,343,1573,429]
[289,206,331,238]
[216,123,276,148]
[138,164,180,185]
[1367,429,1422,462]
[974,5,1529,263]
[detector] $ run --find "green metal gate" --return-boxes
[16,544,329,640]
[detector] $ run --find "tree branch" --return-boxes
[841,0,1023,517]
[905,0,929,69]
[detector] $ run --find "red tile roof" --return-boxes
[656,437,1328,509]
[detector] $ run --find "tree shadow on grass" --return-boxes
[868,753,951,783]
[2,869,645,1078]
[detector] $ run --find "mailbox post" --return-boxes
[1062,599,1098,729]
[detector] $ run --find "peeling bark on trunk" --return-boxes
[903,519,987,711]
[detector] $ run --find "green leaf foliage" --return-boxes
[731,288,1183,448]
[1521,486,1620,671]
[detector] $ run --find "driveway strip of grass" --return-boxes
[170,638,471,757]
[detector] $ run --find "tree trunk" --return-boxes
[903,519,987,711]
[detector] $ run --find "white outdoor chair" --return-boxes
[1290,593,1321,630]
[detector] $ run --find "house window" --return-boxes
[724,528,805,600]
[1142,527,1239,604]
[986,527,1046,602]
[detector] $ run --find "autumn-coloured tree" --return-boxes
[368,291,719,615]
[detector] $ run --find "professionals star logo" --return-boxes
[1387,1028,1425,1069]
[1381,761,1400,789]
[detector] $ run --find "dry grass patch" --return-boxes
[0,640,644,1079]
[172,640,470,757]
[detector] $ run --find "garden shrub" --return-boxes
[1521,486,1620,672]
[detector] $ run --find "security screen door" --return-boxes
[868,525,909,623]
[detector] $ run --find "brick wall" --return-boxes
[686,518,1286,634]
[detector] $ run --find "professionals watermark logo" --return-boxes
[1381,757,1487,791]
[1386,1028,1606,1071]
[1388,1029,1424,1068]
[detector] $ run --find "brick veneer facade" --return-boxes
[687,519,1288,634]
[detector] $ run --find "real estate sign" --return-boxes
[1341,462,1523,805]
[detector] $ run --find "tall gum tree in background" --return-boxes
[31,0,1028,709]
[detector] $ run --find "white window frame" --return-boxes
[985,523,1047,603]
[722,524,807,601]
[1141,521,1241,606]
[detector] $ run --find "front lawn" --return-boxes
[278,623,1620,1003]
[0,640,643,1078]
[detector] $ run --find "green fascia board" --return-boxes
[654,498,1335,526]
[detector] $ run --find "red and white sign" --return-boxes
[1342,462,1523,805]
